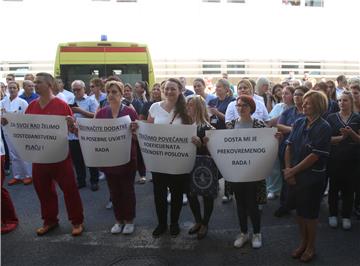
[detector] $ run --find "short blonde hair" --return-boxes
[105,81,124,95]
[303,90,328,116]
[237,79,254,95]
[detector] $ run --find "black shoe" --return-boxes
[152,224,167,238]
[170,223,180,237]
[77,183,86,189]
[90,183,99,191]
[274,207,290,217]
[188,223,201,235]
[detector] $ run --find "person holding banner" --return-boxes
[25,73,84,237]
[283,90,331,262]
[186,95,217,240]
[147,78,192,237]
[226,95,268,249]
[95,81,138,235]
[0,81,33,186]
[224,79,269,204]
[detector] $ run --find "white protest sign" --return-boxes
[2,113,69,163]
[77,116,132,167]
[206,128,278,182]
[137,121,197,175]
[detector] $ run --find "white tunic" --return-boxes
[148,101,182,125]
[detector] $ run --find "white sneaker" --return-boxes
[252,233,262,249]
[122,223,135,235]
[111,223,123,234]
[222,195,232,203]
[167,193,171,204]
[182,194,188,205]
[99,171,106,180]
[267,192,276,200]
[328,216,338,228]
[342,218,351,230]
[106,201,113,209]
[234,233,249,248]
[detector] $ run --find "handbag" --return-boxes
[190,155,219,198]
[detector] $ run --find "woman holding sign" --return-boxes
[226,95,268,249]
[147,78,192,238]
[95,81,138,235]
[186,95,217,240]
[283,91,331,262]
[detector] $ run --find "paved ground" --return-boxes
[2,173,360,266]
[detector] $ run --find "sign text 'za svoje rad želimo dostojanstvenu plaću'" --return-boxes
[2,113,69,163]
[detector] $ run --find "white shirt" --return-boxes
[55,92,68,103]
[225,98,269,122]
[0,96,28,114]
[148,101,182,125]
[253,94,265,104]
[336,87,345,99]
[0,136,5,156]
[61,89,75,104]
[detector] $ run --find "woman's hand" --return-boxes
[191,136,202,148]
[208,107,218,116]
[65,116,77,134]
[274,131,283,142]
[130,121,139,134]
[339,127,350,139]
[283,167,295,180]
[202,136,209,145]
[1,117,8,126]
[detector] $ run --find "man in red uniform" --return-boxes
[25,72,84,236]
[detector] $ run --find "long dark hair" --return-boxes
[167,78,191,125]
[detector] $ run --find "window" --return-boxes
[282,0,300,6]
[227,61,245,74]
[281,62,299,75]
[304,62,321,75]
[305,0,324,7]
[202,61,221,75]
[9,64,30,77]
[202,0,221,3]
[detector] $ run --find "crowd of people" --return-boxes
[1,72,359,263]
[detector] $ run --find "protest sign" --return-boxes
[2,113,68,163]
[137,121,197,174]
[206,128,278,182]
[77,116,132,167]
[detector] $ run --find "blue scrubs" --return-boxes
[208,96,235,129]
[285,117,331,219]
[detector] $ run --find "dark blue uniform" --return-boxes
[326,112,360,218]
[285,117,331,219]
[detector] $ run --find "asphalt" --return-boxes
[2,172,360,266]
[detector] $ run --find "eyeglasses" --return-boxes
[236,103,249,108]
